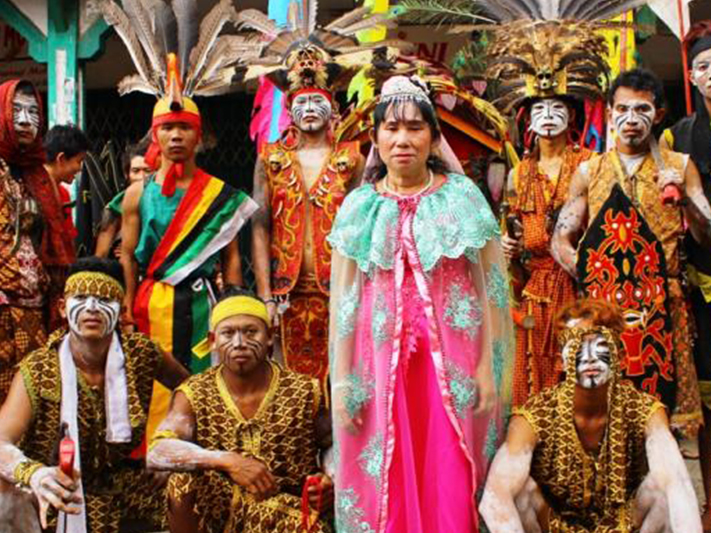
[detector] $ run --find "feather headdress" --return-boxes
[235,2,407,96]
[99,0,259,107]
[396,0,649,113]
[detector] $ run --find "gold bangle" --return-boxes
[148,429,180,452]
[14,460,44,488]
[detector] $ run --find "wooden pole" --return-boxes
[679,0,693,116]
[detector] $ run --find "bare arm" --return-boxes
[347,153,366,192]
[120,182,144,323]
[643,409,701,533]
[221,238,243,287]
[147,390,277,499]
[480,416,537,533]
[551,165,589,278]
[250,158,272,302]
[94,214,120,258]
[0,372,81,526]
[682,159,711,248]
[156,349,189,391]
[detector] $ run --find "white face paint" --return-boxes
[529,98,570,138]
[290,92,332,132]
[66,295,121,337]
[611,97,656,148]
[568,333,612,389]
[12,93,40,142]
[691,48,711,100]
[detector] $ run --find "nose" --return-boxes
[231,331,245,348]
[16,109,30,125]
[85,297,99,312]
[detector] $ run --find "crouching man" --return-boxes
[147,289,334,532]
[480,299,701,533]
[0,257,188,532]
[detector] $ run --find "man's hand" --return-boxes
[0,157,9,181]
[29,466,82,529]
[657,168,684,193]
[501,234,523,262]
[266,301,280,327]
[307,473,333,510]
[223,453,277,501]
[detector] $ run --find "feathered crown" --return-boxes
[98,0,260,110]
[396,0,648,113]
[235,2,406,97]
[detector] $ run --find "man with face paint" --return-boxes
[251,48,364,387]
[661,24,711,527]
[0,79,76,405]
[553,68,711,437]
[148,289,334,533]
[480,299,702,532]
[0,257,188,532]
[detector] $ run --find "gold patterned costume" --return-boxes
[18,330,166,532]
[514,326,664,532]
[585,150,702,435]
[161,362,332,533]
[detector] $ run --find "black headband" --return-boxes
[690,36,711,64]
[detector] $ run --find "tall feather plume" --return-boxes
[118,74,162,96]
[287,2,301,34]
[153,1,178,58]
[235,9,279,39]
[325,6,371,31]
[336,13,395,37]
[121,0,164,82]
[306,0,319,35]
[172,0,199,81]
[184,0,237,95]
[395,0,492,26]
[197,35,262,83]
[99,0,156,92]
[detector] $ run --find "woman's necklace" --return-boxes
[382,170,434,198]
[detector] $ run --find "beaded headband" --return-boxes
[380,76,432,106]
[64,272,125,302]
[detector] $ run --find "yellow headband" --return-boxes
[193,296,270,360]
[64,271,125,302]
[210,296,270,331]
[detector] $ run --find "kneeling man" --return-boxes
[0,257,188,532]
[480,299,701,533]
[148,289,333,532]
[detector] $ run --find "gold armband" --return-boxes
[148,429,180,452]
[14,460,44,488]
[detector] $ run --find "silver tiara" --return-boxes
[380,75,432,105]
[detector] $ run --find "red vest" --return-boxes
[262,140,360,295]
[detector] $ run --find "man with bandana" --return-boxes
[480,298,701,532]
[661,23,711,528]
[251,47,364,387]
[0,79,76,404]
[552,69,711,437]
[148,288,334,533]
[0,257,188,532]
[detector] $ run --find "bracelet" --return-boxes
[14,459,44,488]
[148,429,180,452]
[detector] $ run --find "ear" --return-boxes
[55,152,67,165]
[606,104,613,124]
[59,297,67,320]
[690,68,699,88]
[369,127,377,146]
[208,331,216,350]
[654,107,666,125]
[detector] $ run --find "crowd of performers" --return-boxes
[1,0,711,531]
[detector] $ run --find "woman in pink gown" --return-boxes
[328,76,515,532]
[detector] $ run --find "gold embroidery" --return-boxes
[64,271,124,301]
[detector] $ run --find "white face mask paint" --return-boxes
[691,48,711,100]
[529,98,570,138]
[66,295,121,337]
[290,92,332,132]
[12,93,40,141]
[611,98,656,148]
[568,333,612,389]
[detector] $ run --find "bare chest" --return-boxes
[296,148,330,190]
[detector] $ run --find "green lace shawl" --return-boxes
[328,173,500,274]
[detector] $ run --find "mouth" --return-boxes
[81,318,103,329]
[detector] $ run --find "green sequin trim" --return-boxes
[445,360,477,417]
[443,282,483,339]
[484,418,499,460]
[329,174,500,274]
[493,339,506,394]
[487,264,509,309]
[344,367,374,419]
[358,433,384,486]
[337,282,360,339]
[336,488,375,533]
[371,294,391,349]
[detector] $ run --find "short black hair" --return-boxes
[122,139,149,176]
[43,124,89,161]
[68,257,124,288]
[607,68,665,109]
[15,80,36,97]
[217,286,263,303]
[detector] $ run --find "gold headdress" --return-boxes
[396,0,648,113]
[235,2,406,98]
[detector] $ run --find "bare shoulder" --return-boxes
[122,180,145,211]
[506,414,538,453]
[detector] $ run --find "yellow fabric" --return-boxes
[688,265,711,303]
[166,177,223,256]
[663,128,674,148]
[64,271,125,301]
[210,296,270,330]
[152,96,200,118]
